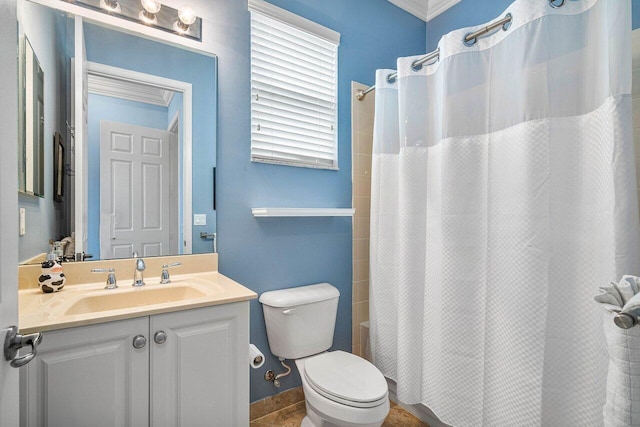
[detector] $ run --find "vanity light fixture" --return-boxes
[176,6,196,32]
[140,0,162,23]
[60,0,202,41]
[100,0,120,12]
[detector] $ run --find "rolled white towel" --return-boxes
[595,283,625,308]
[598,303,624,314]
[615,278,636,306]
[623,275,640,295]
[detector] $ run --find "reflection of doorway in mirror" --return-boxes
[100,121,177,259]
[634,28,640,222]
[83,61,194,259]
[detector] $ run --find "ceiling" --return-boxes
[387,0,461,22]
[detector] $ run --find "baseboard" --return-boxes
[250,386,305,421]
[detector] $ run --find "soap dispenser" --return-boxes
[38,251,66,293]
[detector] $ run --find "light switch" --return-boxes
[194,214,206,226]
[19,208,26,236]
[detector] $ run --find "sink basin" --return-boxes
[65,285,206,315]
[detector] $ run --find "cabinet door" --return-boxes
[150,302,249,427]
[20,317,150,427]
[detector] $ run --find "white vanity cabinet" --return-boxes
[150,302,249,426]
[20,316,150,426]
[20,302,250,427]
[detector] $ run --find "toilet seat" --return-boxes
[303,351,388,408]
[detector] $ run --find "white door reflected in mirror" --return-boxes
[100,121,177,259]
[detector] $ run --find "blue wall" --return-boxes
[17,3,67,262]
[208,0,425,402]
[83,23,217,254]
[427,0,640,51]
[86,94,170,258]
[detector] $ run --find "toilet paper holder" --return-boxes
[249,344,265,369]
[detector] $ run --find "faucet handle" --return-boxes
[91,268,118,290]
[160,262,182,284]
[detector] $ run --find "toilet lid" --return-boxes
[304,351,388,408]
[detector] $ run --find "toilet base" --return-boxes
[302,400,386,427]
[301,415,316,427]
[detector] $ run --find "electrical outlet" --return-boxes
[194,214,206,226]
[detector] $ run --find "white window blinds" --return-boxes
[249,0,340,170]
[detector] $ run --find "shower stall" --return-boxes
[361,0,640,425]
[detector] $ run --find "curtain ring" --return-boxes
[549,0,565,8]
[411,52,439,72]
[386,73,396,84]
[463,12,512,47]
[502,13,512,31]
[463,33,477,47]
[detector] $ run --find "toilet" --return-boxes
[260,283,389,427]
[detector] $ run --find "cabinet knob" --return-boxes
[132,334,147,349]
[154,330,167,345]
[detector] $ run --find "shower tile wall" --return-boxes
[352,82,374,358]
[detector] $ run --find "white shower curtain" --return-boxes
[369,0,639,426]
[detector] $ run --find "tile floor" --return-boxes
[250,400,428,427]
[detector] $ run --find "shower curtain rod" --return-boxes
[355,0,566,102]
[355,49,440,101]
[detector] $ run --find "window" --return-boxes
[249,0,340,169]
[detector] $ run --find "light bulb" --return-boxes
[176,6,196,32]
[141,0,161,14]
[178,6,196,26]
[140,0,161,23]
[100,0,120,12]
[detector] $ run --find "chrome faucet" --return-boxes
[91,268,118,290]
[160,262,182,284]
[132,251,145,287]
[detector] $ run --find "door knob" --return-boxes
[132,334,147,349]
[3,326,43,368]
[154,330,167,344]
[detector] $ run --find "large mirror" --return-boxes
[17,0,217,264]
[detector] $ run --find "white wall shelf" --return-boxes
[251,208,356,217]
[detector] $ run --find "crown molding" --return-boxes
[88,74,174,107]
[387,0,425,21]
[387,0,460,22]
[426,0,461,21]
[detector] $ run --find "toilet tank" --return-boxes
[259,283,340,360]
